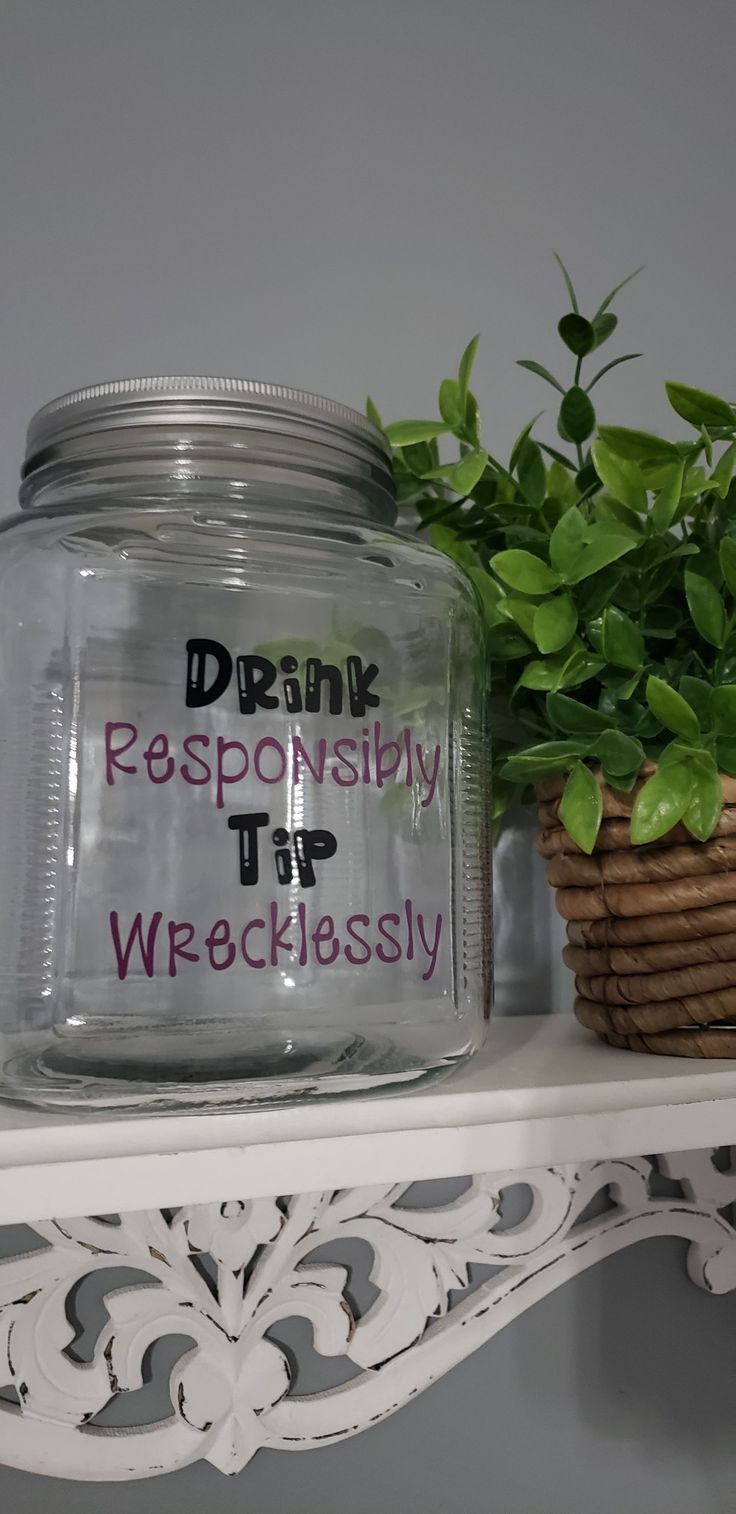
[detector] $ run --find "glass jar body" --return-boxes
[0,490,490,1109]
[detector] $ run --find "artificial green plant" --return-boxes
[372,259,736,854]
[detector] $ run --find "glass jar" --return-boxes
[0,378,490,1110]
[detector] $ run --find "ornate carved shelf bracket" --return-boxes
[0,1148,733,1480]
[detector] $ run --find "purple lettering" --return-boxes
[345,913,372,965]
[416,743,442,808]
[405,898,415,961]
[109,910,161,980]
[312,914,339,965]
[241,919,266,969]
[105,722,138,786]
[374,721,402,789]
[269,903,294,965]
[292,735,327,786]
[297,901,308,966]
[254,737,287,784]
[216,737,249,809]
[181,734,212,785]
[416,912,443,981]
[376,912,402,964]
[205,918,236,970]
[143,733,175,784]
[168,920,199,976]
[403,727,414,786]
[331,738,360,787]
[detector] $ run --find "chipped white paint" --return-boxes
[0,1148,733,1479]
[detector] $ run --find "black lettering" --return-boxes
[186,639,233,708]
[237,655,279,714]
[305,658,343,715]
[280,655,303,714]
[347,656,380,716]
[228,811,270,885]
[272,826,293,885]
[293,827,338,888]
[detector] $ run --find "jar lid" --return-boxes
[23,375,391,478]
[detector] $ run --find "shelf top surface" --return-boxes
[1,1014,736,1222]
[3,1012,736,1161]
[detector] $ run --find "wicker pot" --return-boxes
[537,768,736,1057]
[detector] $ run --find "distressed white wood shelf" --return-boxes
[1,1015,736,1481]
[2,1013,736,1225]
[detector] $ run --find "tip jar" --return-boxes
[0,377,491,1109]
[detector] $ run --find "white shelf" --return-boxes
[2,1013,736,1224]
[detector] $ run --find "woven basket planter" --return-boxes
[537,768,736,1057]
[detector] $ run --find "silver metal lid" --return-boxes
[23,375,391,476]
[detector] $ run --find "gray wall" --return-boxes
[2,1,736,1509]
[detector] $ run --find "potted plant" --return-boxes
[374,260,736,1057]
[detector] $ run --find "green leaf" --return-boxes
[712,685,736,736]
[490,549,562,595]
[559,387,596,444]
[500,596,537,641]
[683,751,722,842]
[466,567,502,625]
[592,729,645,782]
[651,461,685,533]
[565,532,636,584]
[385,420,451,446]
[646,674,700,740]
[591,440,647,512]
[680,464,710,499]
[451,448,489,495]
[685,570,727,648]
[665,381,734,429]
[701,425,713,468]
[509,414,544,472]
[458,335,480,403]
[593,266,644,319]
[546,692,610,735]
[464,391,481,448]
[560,762,603,853]
[516,438,546,508]
[719,537,736,596]
[517,659,567,691]
[533,594,577,653]
[597,426,680,465]
[500,741,584,780]
[586,353,642,393]
[603,668,641,701]
[558,649,605,688]
[366,396,383,431]
[711,442,736,499]
[686,543,722,587]
[429,524,477,569]
[549,506,587,575]
[402,440,439,477]
[717,737,736,775]
[679,676,713,728]
[540,442,577,470]
[438,379,465,431]
[516,359,565,395]
[553,252,579,313]
[601,606,644,671]
[630,761,693,845]
[575,564,624,619]
[558,314,596,356]
[487,626,532,659]
[516,650,603,693]
[547,460,579,506]
[591,312,617,348]
[594,495,642,536]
